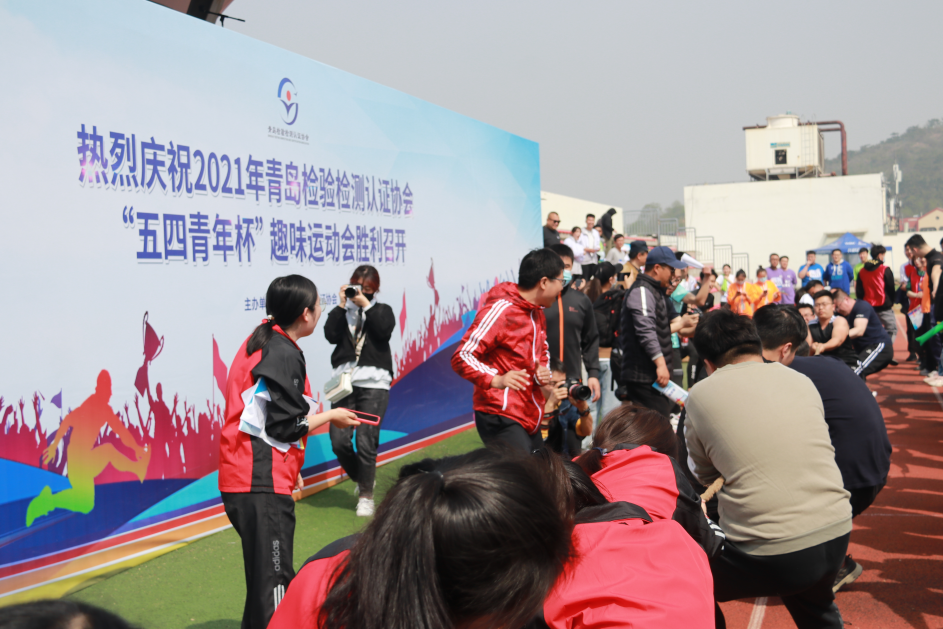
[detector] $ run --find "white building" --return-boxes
[684,115,889,272]
[540,191,622,240]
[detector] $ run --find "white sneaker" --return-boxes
[927,377,943,388]
[924,371,940,383]
[355,497,375,517]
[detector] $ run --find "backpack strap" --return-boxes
[575,501,653,525]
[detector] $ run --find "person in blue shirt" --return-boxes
[824,249,855,294]
[798,250,825,288]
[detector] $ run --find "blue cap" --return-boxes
[646,246,687,270]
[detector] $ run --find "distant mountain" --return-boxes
[824,119,943,218]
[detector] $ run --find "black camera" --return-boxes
[565,378,592,402]
[344,285,362,299]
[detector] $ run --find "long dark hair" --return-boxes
[318,449,573,629]
[532,448,608,515]
[576,403,678,476]
[246,275,319,355]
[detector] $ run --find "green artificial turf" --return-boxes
[67,428,483,629]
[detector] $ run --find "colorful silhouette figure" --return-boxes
[26,370,151,527]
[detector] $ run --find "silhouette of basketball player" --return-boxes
[26,370,151,527]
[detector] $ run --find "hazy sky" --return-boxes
[226,1,943,214]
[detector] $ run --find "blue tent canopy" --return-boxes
[813,232,891,255]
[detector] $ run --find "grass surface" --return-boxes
[67,428,483,629]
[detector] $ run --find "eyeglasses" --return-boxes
[550,220,560,225]
[549,277,565,284]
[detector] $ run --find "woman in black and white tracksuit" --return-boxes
[324,265,395,516]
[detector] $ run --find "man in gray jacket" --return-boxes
[617,246,696,416]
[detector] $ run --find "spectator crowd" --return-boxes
[21,217,941,629]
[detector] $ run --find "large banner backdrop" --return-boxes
[0,0,540,603]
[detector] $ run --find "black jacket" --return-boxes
[324,303,396,374]
[544,288,600,380]
[619,273,672,385]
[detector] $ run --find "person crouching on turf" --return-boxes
[218,275,360,629]
[531,449,714,629]
[451,249,563,452]
[269,449,574,629]
[575,403,725,559]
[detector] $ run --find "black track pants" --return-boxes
[221,491,296,629]
[330,386,389,496]
[712,532,850,629]
[475,411,544,453]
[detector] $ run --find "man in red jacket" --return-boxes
[452,249,565,451]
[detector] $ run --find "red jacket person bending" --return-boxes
[452,249,565,452]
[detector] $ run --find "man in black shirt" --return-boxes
[543,212,561,248]
[833,289,893,380]
[906,234,943,376]
[754,304,891,593]
[545,244,601,405]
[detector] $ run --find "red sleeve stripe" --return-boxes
[459,299,511,376]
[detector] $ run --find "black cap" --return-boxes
[597,262,623,284]
[629,240,649,259]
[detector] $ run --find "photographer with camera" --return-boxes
[543,357,593,456]
[324,265,395,517]
[545,244,601,406]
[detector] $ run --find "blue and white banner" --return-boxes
[0,0,540,602]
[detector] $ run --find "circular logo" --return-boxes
[277,78,298,126]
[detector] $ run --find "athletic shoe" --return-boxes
[923,371,939,383]
[927,377,943,388]
[920,369,930,377]
[889,359,899,366]
[833,555,863,592]
[356,497,375,517]
[906,352,918,362]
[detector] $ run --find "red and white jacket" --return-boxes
[539,502,715,629]
[451,282,550,434]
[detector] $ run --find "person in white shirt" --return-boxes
[578,214,601,279]
[605,234,626,265]
[563,227,586,278]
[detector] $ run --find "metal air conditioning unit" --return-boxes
[744,114,825,180]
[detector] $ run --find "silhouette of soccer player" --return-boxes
[26,370,151,527]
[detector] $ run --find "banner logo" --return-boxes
[277,78,298,125]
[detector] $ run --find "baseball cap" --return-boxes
[629,240,649,258]
[597,262,623,284]
[646,246,687,270]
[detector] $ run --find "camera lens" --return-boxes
[345,287,357,299]
[568,383,592,402]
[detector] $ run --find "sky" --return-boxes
[226,0,943,216]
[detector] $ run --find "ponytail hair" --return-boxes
[246,275,319,355]
[318,449,573,629]
[532,448,607,516]
[575,403,678,476]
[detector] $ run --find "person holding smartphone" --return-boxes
[324,265,396,517]
[219,275,360,629]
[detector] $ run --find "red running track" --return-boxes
[720,317,943,628]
